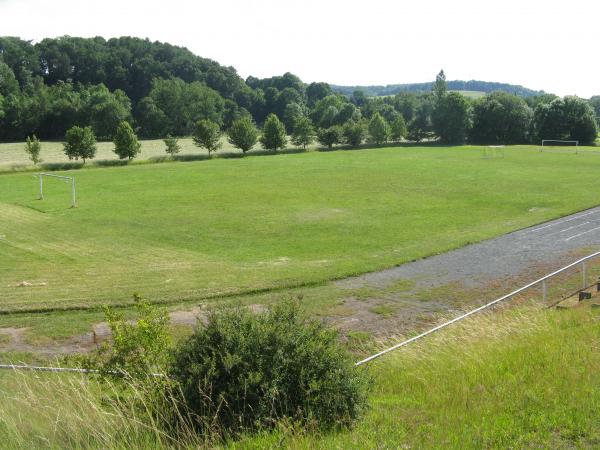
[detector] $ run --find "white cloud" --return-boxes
[0,0,598,97]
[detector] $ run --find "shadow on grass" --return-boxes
[40,161,85,171]
[95,159,130,167]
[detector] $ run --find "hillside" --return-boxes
[332,80,546,97]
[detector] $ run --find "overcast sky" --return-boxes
[0,0,598,97]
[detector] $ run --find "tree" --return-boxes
[433,69,447,103]
[291,116,314,149]
[534,97,598,144]
[260,113,287,151]
[113,121,141,160]
[24,135,42,165]
[342,120,366,147]
[317,126,343,150]
[82,85,132,140]
[227,116,258,154]
[431,92,472,144]
[193,119,222,157]
[163,134,181,157]
[368,112,390,145]
[64,126,97,163]
[470,92,533,144]
[390,116,407,142]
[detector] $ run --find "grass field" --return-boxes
[2,144,600,313]
[2,304,599,448]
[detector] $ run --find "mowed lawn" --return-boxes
[1,145,600,312]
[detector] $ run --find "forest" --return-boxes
[0,36,598,145]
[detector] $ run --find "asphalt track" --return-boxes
[338,206,600,291]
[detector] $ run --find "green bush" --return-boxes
[169,299,370,436]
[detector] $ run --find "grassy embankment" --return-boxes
[1,304,599,448]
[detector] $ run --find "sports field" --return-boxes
[1,144,600,313]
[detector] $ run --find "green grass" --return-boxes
[2,144,600,312]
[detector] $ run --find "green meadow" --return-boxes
[1,144,600,312]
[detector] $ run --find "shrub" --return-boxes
[87,294,172,382]
[113,121,141,160]
[25,134,42,165]
[169,299,370,437]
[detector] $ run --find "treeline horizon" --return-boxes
[0,36,598,145]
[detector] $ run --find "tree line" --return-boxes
[0,36,598,146]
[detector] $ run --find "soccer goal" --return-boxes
[540,140,579,154]
[482,145,505,159]
[35,173,77,208]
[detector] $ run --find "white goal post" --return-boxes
[35,173,77,208]
[540,139,579,154]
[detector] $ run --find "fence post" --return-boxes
[38,175,43,200]
[542,280,547,302]
[582,261,587,289]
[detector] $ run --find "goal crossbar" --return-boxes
[35,173,77,208]
[540,140,579,154]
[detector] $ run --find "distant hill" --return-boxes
[331,80,546,98]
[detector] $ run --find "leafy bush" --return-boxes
[169,299,370,436]
[87,294,172,382]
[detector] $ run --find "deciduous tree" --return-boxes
[64,125,97,163]
[227,116,258,154]
[260,113,287,151]
[193,119,222,157]
[113,121,141,160]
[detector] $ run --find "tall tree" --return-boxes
[432,92,472,144]
[470,92,533,144]
[433,69,447,103]
[24,135,42,165]
[227,116,258,154]
[343,120,366,147]
[291,116,314,150]
[317,126,343,150]
[64,126,97,163]
[193,119,222,157]
[113,121,141,160]
[390,116,407,142]
[368,112,390,145]
[259,113,287,151]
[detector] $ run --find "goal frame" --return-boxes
[540,139,579,154]
[35,173,77,208]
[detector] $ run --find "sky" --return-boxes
[0,0,598,97]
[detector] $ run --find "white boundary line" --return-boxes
[524,210,599,234]
[546,221,591,237]
[565,225,600,242]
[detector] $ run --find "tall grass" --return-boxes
[0,371,204,449]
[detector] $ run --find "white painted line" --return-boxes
[565,225,600,242]
[546,221,591,237]
[524,210,599,234]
